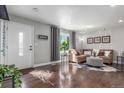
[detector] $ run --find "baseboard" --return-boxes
[33,60,61,68]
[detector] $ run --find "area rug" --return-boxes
[75,63,119,72]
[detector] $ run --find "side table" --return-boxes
[60,53,70,74]
[60,53,69,62]
[117,56,124,70]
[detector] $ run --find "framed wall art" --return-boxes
[38,35,48,40]
[94,37,101,44]
[102,35,111,43]
[87,38,93,44]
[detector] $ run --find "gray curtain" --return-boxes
[71,31,76,49]
[51,25,60,61]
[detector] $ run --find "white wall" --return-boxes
[82,26,124,61]
[9,15,51,65]
[8,15,82,65]
[34,24,50,64]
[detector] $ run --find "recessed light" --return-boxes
[32,8,39,12]
[118,20,123,23]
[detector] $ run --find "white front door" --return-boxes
[7,21,33,69]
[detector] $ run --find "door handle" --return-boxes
[29,46,33,51]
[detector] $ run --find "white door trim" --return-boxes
[31,24,35,67]
[7,21,34,69]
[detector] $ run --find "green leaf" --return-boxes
[0,64,22,88]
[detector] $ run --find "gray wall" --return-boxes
[9,15,51,65]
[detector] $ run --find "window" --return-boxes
[19,32,23,56]
[60,32,70,54]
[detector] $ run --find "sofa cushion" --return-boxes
[99,56,111,60]
[77,55,87,59]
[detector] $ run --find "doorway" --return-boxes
[7,21,34,69]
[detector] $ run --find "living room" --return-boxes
[1,1,124,91]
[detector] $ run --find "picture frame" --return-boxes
[87,38,93,44]
[102,35,111,43]
[94,37,101,43]
[38,35,48,40]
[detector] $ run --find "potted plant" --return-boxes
[0,64,22,88]
[60,40,69,54]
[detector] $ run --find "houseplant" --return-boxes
[60,40,69,54]
[0,64,22,88]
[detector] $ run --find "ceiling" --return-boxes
[7,5,124,31]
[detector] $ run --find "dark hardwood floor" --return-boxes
[4,62,124,88]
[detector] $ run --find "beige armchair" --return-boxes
[69,49,88,63]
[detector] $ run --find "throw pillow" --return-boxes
[76,50,82,55]
[98,51,105,56]
[84,51,92,55]
[104,51,111,57]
